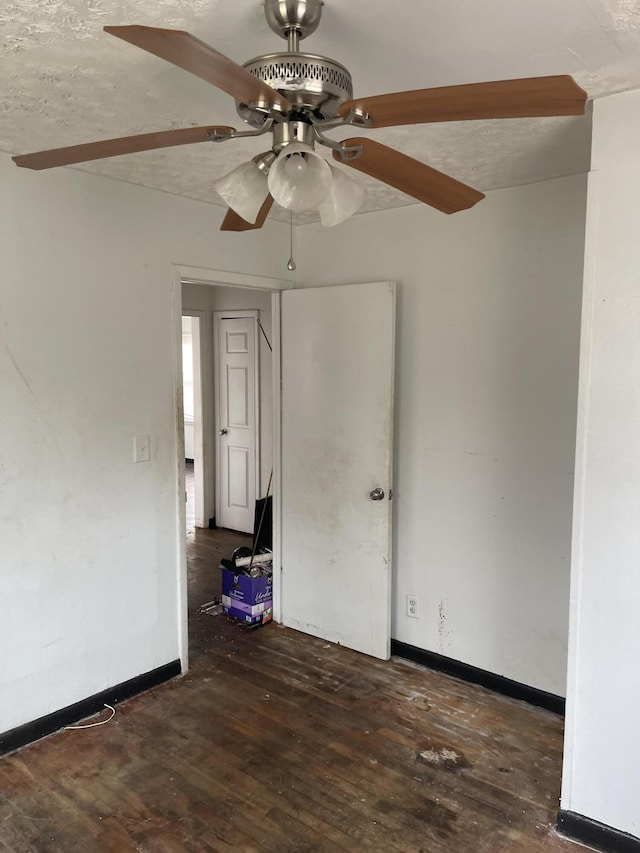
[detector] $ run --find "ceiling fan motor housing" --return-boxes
[237,52,353,125]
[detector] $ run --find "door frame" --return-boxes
[213,309,261,533]
[171,264,291,671]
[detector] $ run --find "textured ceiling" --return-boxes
[2,0,640,224]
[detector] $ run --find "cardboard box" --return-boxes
[221,568,273,625]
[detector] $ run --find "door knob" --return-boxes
[369,487,385,501]
[219,428,228,435]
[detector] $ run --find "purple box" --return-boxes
[221,568,273,625]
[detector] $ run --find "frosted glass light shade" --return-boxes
[268,142,332,213]
[214,161,269,224]
[318,165,365,227]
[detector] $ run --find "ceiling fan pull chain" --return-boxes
[287,212,297,272]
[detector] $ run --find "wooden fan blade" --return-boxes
[105,26,292,112]
[12,125,235,170]
[339,75,587,128]
[335,138,484,214]
[221,195,274,231]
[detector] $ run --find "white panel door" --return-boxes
[215,314,259,533]
[281,282,395,660]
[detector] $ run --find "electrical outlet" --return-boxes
[406,594,419,619]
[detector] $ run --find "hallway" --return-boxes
[185,460,252,659]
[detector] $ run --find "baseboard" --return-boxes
[0,659,181,756]
[557,810,640,852]
[391,640,565,715]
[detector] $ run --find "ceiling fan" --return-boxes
[13,0,587,231]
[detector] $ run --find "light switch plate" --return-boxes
[134,434,151,463]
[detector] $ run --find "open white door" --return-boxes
[280,281,395,660]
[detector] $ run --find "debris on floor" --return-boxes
[199,598,223,616]
[416,745,469,771]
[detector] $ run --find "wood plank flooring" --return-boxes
[0,623,586,852]
[185,460,252,661]
[0,471,587,852]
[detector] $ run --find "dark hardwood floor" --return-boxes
[0,468,586,852]
[185,460,252,660]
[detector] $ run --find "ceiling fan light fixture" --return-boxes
[268,141,332,213]
[214,159,270,224]
[318,164,365,227]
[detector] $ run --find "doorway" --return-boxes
[174,266,396,673]
[177,275,279,663]
[181,315,203,531]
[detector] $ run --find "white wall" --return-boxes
[297,175,587,696]
[182,282,274,523]
[0,142,587,736]
[0,153,289,734]
[561,89,640,839]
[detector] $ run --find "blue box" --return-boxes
[221,568,273,625]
